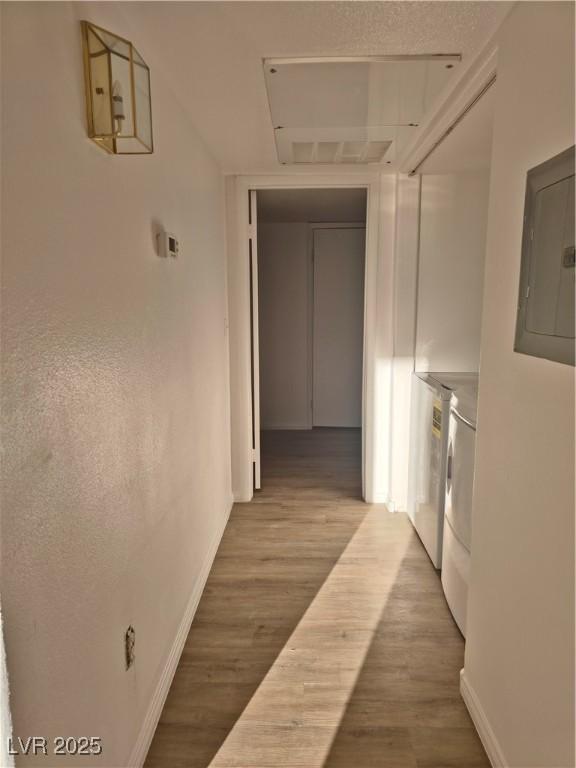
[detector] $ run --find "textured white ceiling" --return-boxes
[258,188,367,222]
[122,1,511,174]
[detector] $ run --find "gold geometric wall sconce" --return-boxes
[81,21,153,154]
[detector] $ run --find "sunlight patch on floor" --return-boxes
[207,506,409,767]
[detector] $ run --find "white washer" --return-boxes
[441,382,479,637]
[407,372,478,568]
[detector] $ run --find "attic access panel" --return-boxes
[264,56,461,165]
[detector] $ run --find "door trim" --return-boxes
[248,191,261,490]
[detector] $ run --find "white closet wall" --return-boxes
[415,170,491,373]
[463,4,575,765]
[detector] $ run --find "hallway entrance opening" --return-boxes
[253,188,367,490]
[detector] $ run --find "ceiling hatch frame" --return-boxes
[263,54,462,167]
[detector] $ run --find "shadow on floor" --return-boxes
[319,543,489,768]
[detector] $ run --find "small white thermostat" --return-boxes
[157,231,179,258]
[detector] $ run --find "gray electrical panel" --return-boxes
[515,145,575,365]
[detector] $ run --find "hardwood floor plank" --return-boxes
[145,429,488,768]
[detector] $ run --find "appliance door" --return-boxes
[409,378,449,568]
[445,409,476,552]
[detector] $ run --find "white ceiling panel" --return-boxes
[264,56,461,164]
[122,1,512,173]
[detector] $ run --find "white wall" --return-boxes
[0,606,13,768]
[1,3,232,766]
[416,170,490,373]
[369,174,398,504]
[226,177,253,502]
[389,175,421,512]
[463,3,575,767]
[258,223,311,429]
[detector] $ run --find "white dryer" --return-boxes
[441,382,479,637]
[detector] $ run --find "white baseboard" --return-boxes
[127,503,232,767]
[460,669,507,768]
[369,495,388,505]
[367,492,399,511]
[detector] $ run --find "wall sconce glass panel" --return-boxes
[81,21,153,154]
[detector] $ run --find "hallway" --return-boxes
[145,429,489,768]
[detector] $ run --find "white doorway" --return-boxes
[255,189,367,486]
[229,173,386,503]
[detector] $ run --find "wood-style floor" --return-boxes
[145,428,489,768]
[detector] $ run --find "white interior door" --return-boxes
[249,190,261,489]
[312,227,365,427]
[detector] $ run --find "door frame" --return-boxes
[232,173,381,502]
[248,190,261,489]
